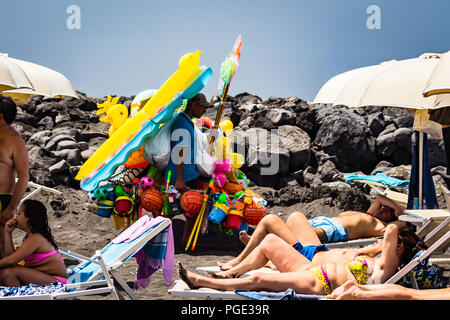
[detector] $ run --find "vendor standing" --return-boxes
[166,93,212,244]
[166,93,212,192]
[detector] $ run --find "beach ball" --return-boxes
[180,190,204,219]
[141,188,164,213]
[94,187,110,201]
[140,176,154,191]
[243,201,266,225]
[88,190,97,202]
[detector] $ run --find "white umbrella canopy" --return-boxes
[313,52,450,210]
[0,53,34,92]
[423,50,450,97]
[313,52,448,111]
[433,92,450,109]
[0,54,78,104]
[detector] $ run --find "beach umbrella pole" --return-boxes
[419,131,424,209]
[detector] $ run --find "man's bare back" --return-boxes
[311,210,400,243]
[333,211,388,239]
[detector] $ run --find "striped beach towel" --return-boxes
[133,222,174,289]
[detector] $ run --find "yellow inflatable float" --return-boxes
[96,96,148,168]
[75,50,203,181]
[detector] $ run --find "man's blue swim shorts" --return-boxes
[309,216,349,243]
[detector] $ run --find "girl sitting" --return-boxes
[0,199,67,286]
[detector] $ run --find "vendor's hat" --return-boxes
[190,93,213,108]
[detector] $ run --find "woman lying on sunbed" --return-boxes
[0,199,67,286]
[177,225,426,296]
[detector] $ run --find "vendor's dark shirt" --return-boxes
[165,112,200,184]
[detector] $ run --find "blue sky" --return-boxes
[1,0,449,101]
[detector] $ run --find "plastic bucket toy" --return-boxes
[208,201,230,224]
[226,201,245,231]
[238,220,249,233]
[97,199,114,218]
[114,196,134,217]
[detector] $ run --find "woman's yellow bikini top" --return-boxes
[348,256,370,285]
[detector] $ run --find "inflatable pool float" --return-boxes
[75,51,203,181]
[80,65,213,191]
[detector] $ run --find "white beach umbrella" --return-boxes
[313,53,448,110]
[423,50,450,98]
[0,53,34,92]
[313,52,450,209]
[0,53,78,104]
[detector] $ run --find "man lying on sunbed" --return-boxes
[218,194,406,271]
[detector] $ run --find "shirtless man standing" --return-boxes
[218,194,406,271]
[0,96,29,257]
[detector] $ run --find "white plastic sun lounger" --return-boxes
[386,216,450,288]
[15,178,62,204]
[168,266,327,300]
[62,216,171,300]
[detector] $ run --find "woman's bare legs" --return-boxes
[285,212,322,245]
[218,214,302,270]
[216,233,312,278]
[219,212,322,271]
[178,261,319,294]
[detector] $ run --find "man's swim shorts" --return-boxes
[309,216,349,243]
[292,241,329,261]
[0,193,12,215]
